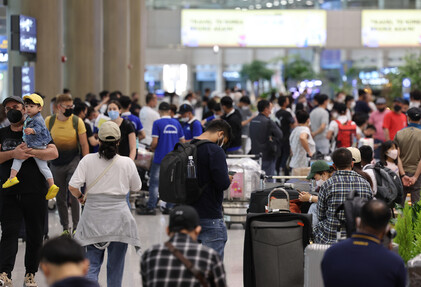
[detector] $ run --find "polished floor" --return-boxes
[9,209,245,287]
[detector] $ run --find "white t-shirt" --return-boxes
[139,106,160,145]
[289,126,315,169]
[69,154,142,196]
[363,164,377,195]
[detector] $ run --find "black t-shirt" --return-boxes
[191,141,231,219]
[275,109,294,143]
[222,109,243,149]
[118,119,135,157]
[0,126,50,195]
[84,122,95,153]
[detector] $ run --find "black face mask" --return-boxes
[365,134,373,138]
[63,108,73,117]
[6,109,23,124]
[378,108,386,112]
[393,105,402,112]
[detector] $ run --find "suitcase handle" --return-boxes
[267,188,290,213]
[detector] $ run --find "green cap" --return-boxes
[307,161,331,180]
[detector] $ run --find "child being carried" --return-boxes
[2,94,59,200]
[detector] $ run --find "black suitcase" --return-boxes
[244,212,312,287]
[248,186,300,213]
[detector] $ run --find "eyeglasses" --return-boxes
[60,104,75,109]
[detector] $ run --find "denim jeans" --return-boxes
[86,242,128,287]
[147,162,160,210]
[308,203,319,228]
[198,218,227,260]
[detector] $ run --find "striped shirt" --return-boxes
[141,233,227,287]
[314,170,373,244]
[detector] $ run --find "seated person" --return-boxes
[40,236,100,287]
[322,200,406,287]
[299,161,334,227]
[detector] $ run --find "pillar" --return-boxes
[129,0,147,105]
[103,0,130,95]
[64,0,103,100]
[27,0,64,116]
[216,48,224,93]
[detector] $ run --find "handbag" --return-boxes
[165,241,211,287]
[83,155,119,202]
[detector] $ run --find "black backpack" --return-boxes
[368,162,404,207]
[335,190,370,238]
[159,140,209,204]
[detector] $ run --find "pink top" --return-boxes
[369,109,389,142]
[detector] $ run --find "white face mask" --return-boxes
[217,135,225,148]
[386,149,398,160]
[316,179,325,187]
[242,106,249,110]
[214,115,221,119]
[180,117,189,123]
[350,102,356,109]
[191,99,197,106]
[331,112,338,119]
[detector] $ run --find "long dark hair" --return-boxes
[98,140,119,160]
[380,140,398,165]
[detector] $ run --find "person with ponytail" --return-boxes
[68,121,141,287]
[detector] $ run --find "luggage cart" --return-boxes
[223,154,262,229]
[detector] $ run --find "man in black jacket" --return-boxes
[221,96,243,154]
[250,100,283,176]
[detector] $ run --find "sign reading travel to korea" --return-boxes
[181,9,326,48]
[362,10,421,47]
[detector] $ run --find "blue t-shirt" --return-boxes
[182,119,203,140]
[322,233,406,287]
[122,112,144,134]
[152,117,184,164]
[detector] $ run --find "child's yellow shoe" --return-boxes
[2,177,19,188]
[46,184,59,200]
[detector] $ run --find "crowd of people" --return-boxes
[0,86,419,286]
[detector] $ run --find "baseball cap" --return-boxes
[158,102,170,111]
[169,205,200,233]
[407,107,421,121]
[347,147,361,163]
[393,98,404,104]
[98,121,121,142]
[375,97,387,105]
[2,96,24,106]
[178,104,193,114]
[23,93,44,107]
[307,161,331,180]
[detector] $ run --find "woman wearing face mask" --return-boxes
[380,140,399,175]
[107,101,136,161]
[299,161,334,227]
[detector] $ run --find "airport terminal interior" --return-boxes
[1,0,421,286]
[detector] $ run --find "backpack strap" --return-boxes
[48,114,57,131]
[189,120,197,137]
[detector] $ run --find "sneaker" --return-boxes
[0,272,12,287]
[160,206,171,215]
[45,185,59,200]
[23,273,37,287]
[2,177,19,189]
[61,229,70,237]
[136,207,156,215]
[72,229,76,237]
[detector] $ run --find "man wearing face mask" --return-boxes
[0,96,59,287]
[383,98,407,141]
[178,104,202,141]
[369,97,389,144]
[190,120,233,259]
[299,161,333,227]
[45,94,89,236]
[250,100,283,176]
[395,107,421,203]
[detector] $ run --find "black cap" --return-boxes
[393,98,404,104]
[158,102,170,111]
[3,96,24,106]
[407,107,421,121]
[178,104,193,114]
[169,205,200,232]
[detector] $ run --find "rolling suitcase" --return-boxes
[244,212,312,287]
[248,186,300,213]
[304,244,331,287]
